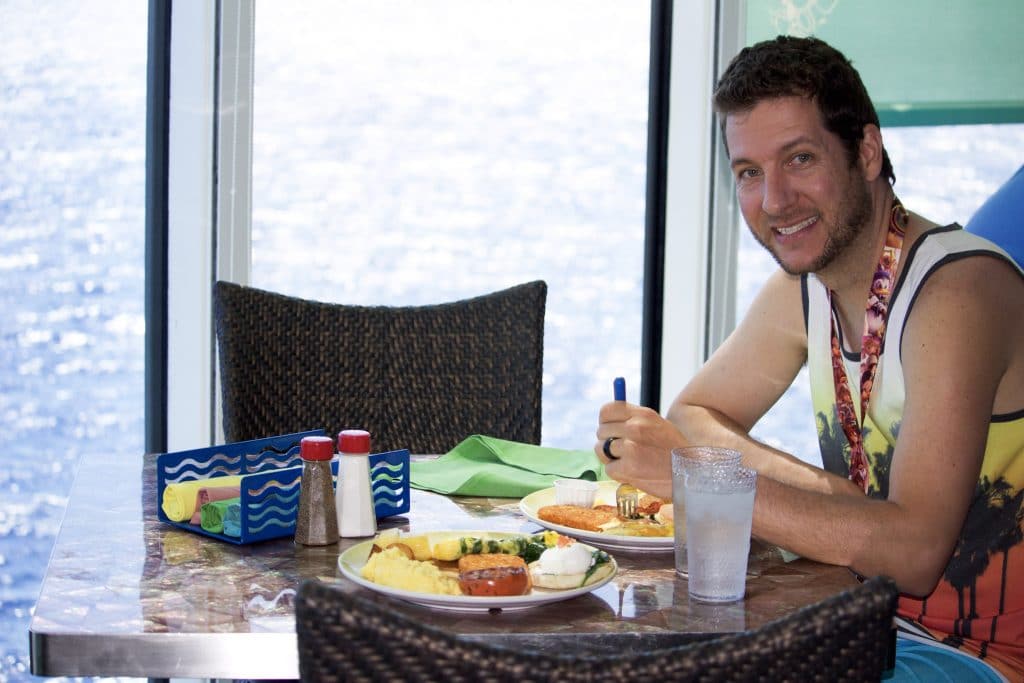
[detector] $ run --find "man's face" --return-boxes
[724,96,872,276]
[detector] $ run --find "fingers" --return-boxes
[595,401,634,452]
[601,436,620,461]
[599,402,667,438]
[595,439,626,477]
[595,435,631,466]
[598,400,633,423]
[604,458,626,482]
[596,442,638,488]
[596,403,623,466]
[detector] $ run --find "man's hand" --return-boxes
[594,400,684,499]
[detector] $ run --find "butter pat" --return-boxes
[360,546,462,595]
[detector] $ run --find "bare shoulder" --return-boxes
[914,250,1023,315]
[904,251,1024,411]
[738,268,806,337]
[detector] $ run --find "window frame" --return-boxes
[151,0,733,450]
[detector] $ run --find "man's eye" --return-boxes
[737,168,760,181]
[792,152,812,165]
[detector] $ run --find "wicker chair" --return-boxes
[295,576,898,682]
[213,280,546,453]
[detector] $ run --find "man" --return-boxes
[596,36,1023,680]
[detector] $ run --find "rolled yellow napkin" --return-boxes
[162,476,243,522]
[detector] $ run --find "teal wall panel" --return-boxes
[745,0,1024,126]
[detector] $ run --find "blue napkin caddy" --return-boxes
[156,430,410,544]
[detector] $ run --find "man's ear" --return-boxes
[859,124,884,181]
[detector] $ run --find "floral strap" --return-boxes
[828,198,908,493]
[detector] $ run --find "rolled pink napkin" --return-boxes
[162,476,244,522]
[188,486,243,525]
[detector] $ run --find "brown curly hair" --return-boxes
[713,36,895,185]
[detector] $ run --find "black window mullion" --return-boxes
[641,0,673,412]
[144,0,172,455]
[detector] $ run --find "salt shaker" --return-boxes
[294,435,339,546]
[335,429,377,538]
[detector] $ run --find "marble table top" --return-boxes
[29,450,857,679]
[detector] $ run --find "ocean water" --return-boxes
[247,2,653,448]
[1,2,1022,682]
[1,2,147,682]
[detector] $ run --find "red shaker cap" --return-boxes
[300,435,335,461]
[338,429,371,454]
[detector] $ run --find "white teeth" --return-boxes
[776,216,815,235]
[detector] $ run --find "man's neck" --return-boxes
[817,183,896,335]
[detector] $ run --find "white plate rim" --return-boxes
[519,481,674,552]
[337,530,618,611]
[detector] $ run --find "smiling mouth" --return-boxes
[774,216,817,236]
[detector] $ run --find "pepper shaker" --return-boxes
[335,429,377,538]
[294,435,339,545]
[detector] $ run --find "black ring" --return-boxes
[602,436,620,460]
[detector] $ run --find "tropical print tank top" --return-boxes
[804,225,1024,680]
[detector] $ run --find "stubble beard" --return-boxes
[756,173,874,277]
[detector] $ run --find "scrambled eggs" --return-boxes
[360,546,462,595]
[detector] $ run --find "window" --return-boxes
[250,2,652,447]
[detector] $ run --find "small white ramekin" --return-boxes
[553,478,599,507]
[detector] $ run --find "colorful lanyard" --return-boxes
[828,198,908,493]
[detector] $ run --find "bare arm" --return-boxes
[596,269,849,497]
[750,256,1017,594]
[668,269,859,495]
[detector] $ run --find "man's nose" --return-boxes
[762,172,795,215]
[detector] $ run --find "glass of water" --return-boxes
[683,464,757,603]
[670,446,742,577]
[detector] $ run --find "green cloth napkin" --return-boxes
[409,435,608,498]
[200,497,240,534]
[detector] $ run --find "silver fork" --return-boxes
[610,377,639,519]
[616,482,639,519]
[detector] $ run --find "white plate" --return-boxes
[337,530,617,612]
[519,481,674,552]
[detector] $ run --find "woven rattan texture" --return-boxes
[295,576,898,682]
[214,280,546,453]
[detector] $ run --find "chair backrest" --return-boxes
[214,280,546,453]
[965,164,1024,266]
[295,576,899,682]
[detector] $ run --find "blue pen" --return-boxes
[614,377,626,402]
